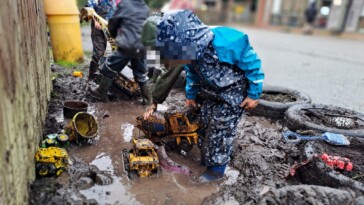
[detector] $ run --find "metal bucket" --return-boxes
[64,112,98,142]
[63,100,88,118]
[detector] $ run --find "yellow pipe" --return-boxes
[43,0,84,63]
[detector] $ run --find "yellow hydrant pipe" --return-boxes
[44,0,84,63]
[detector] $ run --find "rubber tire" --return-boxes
[164,140,177,152]
[285,103,364,137]
[248,86,311,119]
[128,170,138,180]
[177,138,193,154]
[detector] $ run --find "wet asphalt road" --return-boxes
[237,27,364,113]
[82,26,364,113]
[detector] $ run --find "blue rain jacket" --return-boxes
[157,10,264,100]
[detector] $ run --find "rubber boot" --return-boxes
[88,61,99,80]
[198,164,226,183]
[138,80,152,105]
[88,75,113,101]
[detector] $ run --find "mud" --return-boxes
[260,92,297,103]
[31,62,364,204]
[310,138,364,183]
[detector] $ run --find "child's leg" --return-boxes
[100,50,130,79]
[200,100,244,167]
[130,58,151,105]
[89,22,107,77]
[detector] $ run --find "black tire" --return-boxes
[164,140,177,151]
[177,138,193,154]
[36,163,50,177]
[285,104,364,137]
[123,149,130,172]
[248,86,311,119]
[128,170,138,180]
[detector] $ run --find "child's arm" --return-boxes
[152,65,184,104]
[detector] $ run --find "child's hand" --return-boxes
[94,21,102,30]
[240,97,259,110]
[143,103,157,119]
[185,99,197,107]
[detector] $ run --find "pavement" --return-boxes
[237,25,364,113]
[81,24,364,113]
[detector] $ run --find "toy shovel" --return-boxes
[282,130,350,146]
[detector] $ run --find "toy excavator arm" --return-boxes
[79,7,117,51]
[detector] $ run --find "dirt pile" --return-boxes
[261,93,296,103]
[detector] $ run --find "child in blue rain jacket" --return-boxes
[143,10,264,182]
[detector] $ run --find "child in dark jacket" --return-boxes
[89,0,151,104]
[86,0,117,79]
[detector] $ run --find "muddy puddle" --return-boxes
[30,63,364,204]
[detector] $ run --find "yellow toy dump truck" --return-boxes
[35,147,69,177]
[136,107,200,154]
[123,139,160,179]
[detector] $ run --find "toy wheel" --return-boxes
[56,168,66,176]
[36,163,49,176]
[165,140,177,151]
[57,134,69,142]
[45,139,56,147]
[177,138,193,154]
[128,170,138,180]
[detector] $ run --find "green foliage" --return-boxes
[83,50,93,57]
[76,0,87,9]
[56,61,79,68]
[145,0,168,9]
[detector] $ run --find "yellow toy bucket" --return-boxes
[65,112,98,142]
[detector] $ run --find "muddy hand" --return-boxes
[143,103,157,120]
[240,97,259,110]
[185,99,197,108]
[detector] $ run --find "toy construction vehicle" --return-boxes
[137,107,200,154]
[40,133,70,148]
[123,139,160,180]
[35,147,69,177]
